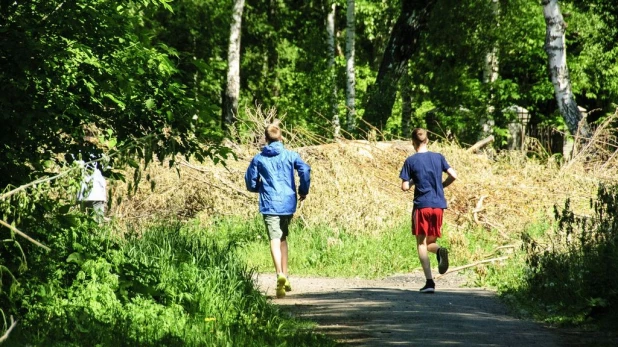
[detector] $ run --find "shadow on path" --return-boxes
[269,284,559,346]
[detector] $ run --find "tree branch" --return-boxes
[0,219,51,252]
[435,256,509,279]
[0,315,18,344]
[40,1,66,23]
[0,170,72,201]
[467,135,494,153]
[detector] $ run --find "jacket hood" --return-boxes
[261,141,283,157]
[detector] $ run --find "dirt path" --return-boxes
[256,272,561,346]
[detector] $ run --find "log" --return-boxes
[467,135,494,153]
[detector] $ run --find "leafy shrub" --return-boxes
[4,220,333,346]
[519,183,618,323]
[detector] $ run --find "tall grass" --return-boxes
[6,221,335,346]
[207,215,479,279]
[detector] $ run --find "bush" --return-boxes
[4,220,334,346]
[519,183,618,323]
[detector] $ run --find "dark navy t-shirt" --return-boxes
[399,151,451,209]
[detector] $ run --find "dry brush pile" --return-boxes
[109,132,616,244]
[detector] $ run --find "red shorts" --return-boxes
[412,208,444,237]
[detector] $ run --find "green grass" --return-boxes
[6,220,336,346]
[209,215,466,279]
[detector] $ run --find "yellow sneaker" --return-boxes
[285,278,292,292]
[276,274,287,298]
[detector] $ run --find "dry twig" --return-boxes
[0,219,50,251]
[0,315,18,344]
[435,256,509,279]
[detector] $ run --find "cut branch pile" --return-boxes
[111,105,618,235]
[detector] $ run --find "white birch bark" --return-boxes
[481,0,500,139]
[327,3,340,138]
[222,0,245,131]
[483,0,500,86]
[345,0,356,132]
[542,0,590,137]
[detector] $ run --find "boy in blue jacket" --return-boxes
[245,123,311,298]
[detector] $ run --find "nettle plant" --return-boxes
[522,183,618,321]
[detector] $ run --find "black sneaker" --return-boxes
[419,280,435,293]
[438,247,449,274]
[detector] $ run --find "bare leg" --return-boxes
[416,235,433,280]
[270,238,283,274]
[426,235,439,254]
[281,239,288,276]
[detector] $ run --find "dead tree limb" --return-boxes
[0,315,18,344]
[467,135,494,153]
[0,219,50,252]
[435,256,509,279]
[472,195,487,223]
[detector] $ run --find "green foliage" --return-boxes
[4,221,335,346]
[0,0,225,189]
[509,184,618,324]
[566,1,618,115]
[143,0,231,136]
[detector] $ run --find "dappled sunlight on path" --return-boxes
[257,275,558,346]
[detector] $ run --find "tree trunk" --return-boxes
[362,0,437,132]
[327,3,340,138]
[483,0,500,106]
[400,64,413,139]
[345,0,356,133]
[483,1,500,86]
[480,0,500,140]
[542,0,590,137]
[222,0,245,133]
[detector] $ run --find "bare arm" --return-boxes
[401,180,411,191]
[443,167,458,188]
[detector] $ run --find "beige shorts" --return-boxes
[263,215,292,241]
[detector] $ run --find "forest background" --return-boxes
[1,0,618,345]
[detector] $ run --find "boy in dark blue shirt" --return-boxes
[400,128,458,293]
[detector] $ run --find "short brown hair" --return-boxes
[412,128,429,147]
[265,124,282,143]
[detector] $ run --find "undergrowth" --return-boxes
[483,184,618,331]
[3,220,335,346]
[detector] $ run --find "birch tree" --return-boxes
[480,0,500,139]
[345,0,356,132]
[542,0,590,137]
[327,2,340,138]
[222,0,245,132]
[483,0,500,108]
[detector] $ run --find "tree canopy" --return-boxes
[2,0,618,185]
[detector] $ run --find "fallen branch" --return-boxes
[472,195,487,223]
[435,256,509,279]
[0,219,51,252]
[483,244,517,258]
[0,315,18,344]
[481,218,513,240]
[467,135,494,153]
[0,171,72,201]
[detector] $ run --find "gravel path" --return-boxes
[256,272,562,346]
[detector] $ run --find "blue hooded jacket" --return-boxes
[245,141,311,215]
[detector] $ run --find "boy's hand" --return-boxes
[299,195,307,201]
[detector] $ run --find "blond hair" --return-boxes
[412,128,429,147]
[265,124,282,143]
